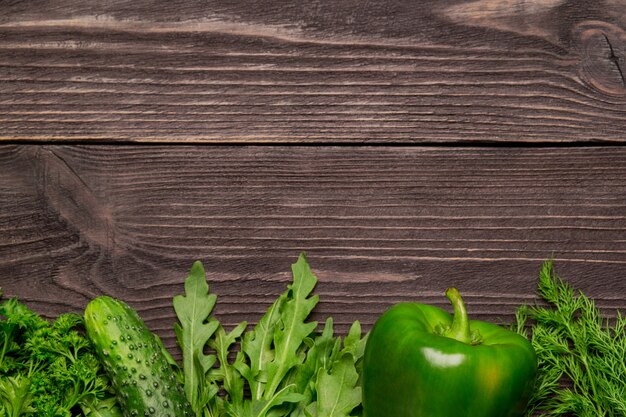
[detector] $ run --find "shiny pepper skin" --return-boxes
[362,288,537,417]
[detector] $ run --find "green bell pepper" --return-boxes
[363,288,536,417]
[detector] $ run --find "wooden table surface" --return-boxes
[2,0,626,359]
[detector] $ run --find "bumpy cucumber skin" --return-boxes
[85,296,193,417]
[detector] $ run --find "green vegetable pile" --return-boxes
[1,254,625,417]
[0,253,367,417]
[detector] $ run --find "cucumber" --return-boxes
[85,296,193,417]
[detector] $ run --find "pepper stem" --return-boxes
[445,287,473,344]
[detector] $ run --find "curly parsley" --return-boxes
[0,291,121,417]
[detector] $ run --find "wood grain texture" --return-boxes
[0,0,625,143]
[2,145,626,356]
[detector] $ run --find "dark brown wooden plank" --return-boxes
[1,144,626,356]
[0,0,625,143]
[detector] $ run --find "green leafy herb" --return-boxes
[0,375,35,417]
[303,320,367,417]
[80,397,123,417]
[173,260,220,414]
[517,260,626,416]
[311,353,361,417]
[212,322,248,416]
[0,295,120,417]
[238,253,318,416]
[174,252,367,417]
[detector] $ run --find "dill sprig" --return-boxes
[517,260,626,417]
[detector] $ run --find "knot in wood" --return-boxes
[574,21,626,97]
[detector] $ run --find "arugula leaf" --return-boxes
[289,321,366,417]
[234,253,319,417]
[209,322,247,415]
[264,253,319,400]
[309,353,361,417]
[289,317,339,417]
[239,293,285,402]
[304,320,366,417]
[241,388,304,417]
[173,260,220,412]
[341,322,367,365]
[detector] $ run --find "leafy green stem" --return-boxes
[0,331,9,369]
[253,300,281,401]
[258,383,296,417]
